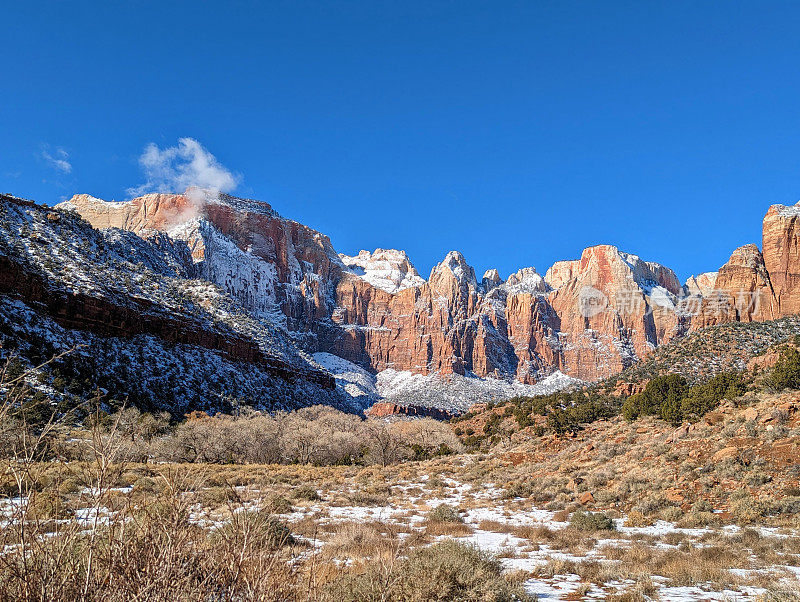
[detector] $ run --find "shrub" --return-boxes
[266,495,293,514]
[427,504,464,524]
[624,510,653,527]
[292,485,321,501]
[691,499,714,513]
[679,372,747,419]
[731,493,767,524]
[622,372,746,424]
[770,347,800,391]
[760,586,800,601]
[212,510,294,550]
[320,540,534,602]
[569,510,615,531]
[622,375,687,422]
[659,506,684,522]
[502,480,535,500]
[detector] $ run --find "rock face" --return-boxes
[366,402,454,420]
[482,269,502,292]
[542,245,686,380]
[763,203,800,316]
[61,188,345,335]
[62,192,201,233]
[60,190,800,385]
[684,272,718,297]
[691,245,778,328]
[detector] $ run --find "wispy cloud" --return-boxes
[41,147,72,173]
[127,137,240,197]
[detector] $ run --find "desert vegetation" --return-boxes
[621,371,749,423]
[59,405,461,467]
[5,341,800,600]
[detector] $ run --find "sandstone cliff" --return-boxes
[763,203,800,316]
[59,190,800,386]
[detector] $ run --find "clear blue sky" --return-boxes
[3,1,800,282]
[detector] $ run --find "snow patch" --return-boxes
[376,368,582,413]
[772,201,800,218]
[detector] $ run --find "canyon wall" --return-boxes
[61,190,800,383]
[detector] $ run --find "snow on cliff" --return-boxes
[340,249,425,293]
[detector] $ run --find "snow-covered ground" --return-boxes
[188,474,790,601]
[313,351,583,413]
[7,460,798,601]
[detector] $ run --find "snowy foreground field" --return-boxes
[187,462,800,601]
[6,453,799,601]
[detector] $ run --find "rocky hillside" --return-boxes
[0,193,348,416]
[610,316,800,388]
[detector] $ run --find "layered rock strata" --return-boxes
[60,191,800,383]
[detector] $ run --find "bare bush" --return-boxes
[128,407,462,467]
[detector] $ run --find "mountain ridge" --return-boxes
[56,188,800,391]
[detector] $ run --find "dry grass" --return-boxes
[5,355,800,599]
[423,520,474,536]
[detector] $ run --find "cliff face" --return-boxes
[763,203,800,316]
[59,190,800,385]
[542,245,686,380]
[366,402,454,420]
[61,189,344,335]
[690,244,778,328]
[686,201,800,330]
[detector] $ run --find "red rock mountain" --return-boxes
[60,190,800,383]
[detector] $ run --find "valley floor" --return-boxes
[4,450,800,601]
[5,390,800,600]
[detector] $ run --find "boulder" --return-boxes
[713,447,740,462]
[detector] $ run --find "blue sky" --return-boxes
[3,1,800,281]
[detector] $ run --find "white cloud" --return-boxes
[127,137,240,197]
[41,147,72,173]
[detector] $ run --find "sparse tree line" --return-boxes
[0,350,461,467]
[621,371,749,423]
[18,405,463,467]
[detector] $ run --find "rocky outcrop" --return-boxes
[540,245,687,380]
[0,255,333,385]
[691,245,778,328]
[482,269,502,292]
[62,192,201,233]
[340,249,425,293]
[504,268,547,294]
[329,252,489,378]
[60,189,344,333]
[545,260,581,290]
[685,272,718,297]
[0,194,339,416]
[687,201,800,329]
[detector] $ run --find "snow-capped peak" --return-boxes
[340,248,425,293]
[684,271,718,296]
[771,201,800,218]
[482,269,502,292]
[504,267,548,295]
[431,250,477,285]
